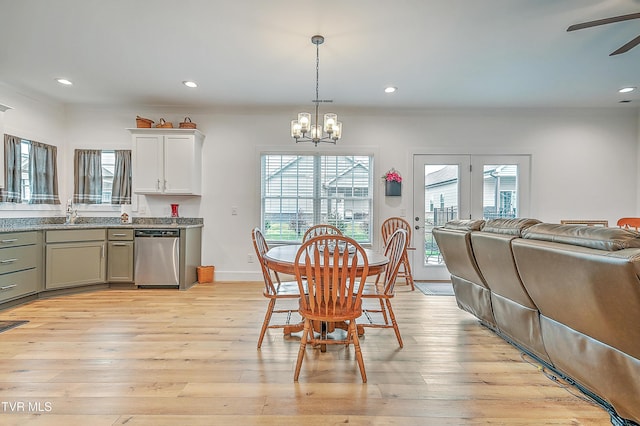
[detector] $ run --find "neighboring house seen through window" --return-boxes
[261,154,373,243]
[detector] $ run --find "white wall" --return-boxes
[1,84,639,280]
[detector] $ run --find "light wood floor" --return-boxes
[0,282,611,425]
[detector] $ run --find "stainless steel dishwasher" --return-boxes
[134,229,180,287]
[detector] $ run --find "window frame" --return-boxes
[260,150,375,245]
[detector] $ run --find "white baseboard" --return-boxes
[213,270,265,282]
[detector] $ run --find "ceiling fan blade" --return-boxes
[567,12,640,31]
[610,34,640,55]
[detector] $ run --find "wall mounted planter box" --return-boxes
[385,180,401,196]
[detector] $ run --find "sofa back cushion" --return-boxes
[522,223,640,251]
[481,218,541,236]
[432,225,487,288]
[443,219,485,231]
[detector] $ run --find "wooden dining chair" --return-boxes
[360,228,408,348]
[251,228,301,349]
[617,217,640,231]
[293,234,369,382]
[380,217,415,291]
[302,224,343,242]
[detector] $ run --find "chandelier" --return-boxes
[291,35,342,146]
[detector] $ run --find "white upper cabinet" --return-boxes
[129,129,205,195]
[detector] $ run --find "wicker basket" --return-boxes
[136,115,154,128]
[197,265,214,283]
[179,117,197,129]
[155,118,173,128]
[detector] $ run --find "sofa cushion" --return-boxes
[522,223,640,251]
[481,218,541,236]
[443,219,485,231]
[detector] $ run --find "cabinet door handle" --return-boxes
[0,284,17,291]
[112,233,127,237]
[163,180,167,191]
[112,243,128,246]
[0,258,18,264]
[157,179,161,190]
[101,244,105,258]
[1,239,18,244]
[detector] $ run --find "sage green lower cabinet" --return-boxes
[0,231,42,303]
[107,229,134,282]
[45,229,106,290]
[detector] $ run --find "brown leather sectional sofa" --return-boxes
[433,218,640,425]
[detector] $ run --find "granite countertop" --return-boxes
[0,217,203,233]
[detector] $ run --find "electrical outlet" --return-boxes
[247,254,255,263]
[232,206,238,216]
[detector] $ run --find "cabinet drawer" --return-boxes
[0,231,38,248]
[0,244,39,274]
[0,268,38,302]
[46,229,106,243]
[107,229,134,241]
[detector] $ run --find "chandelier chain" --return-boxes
[315,41,320,104]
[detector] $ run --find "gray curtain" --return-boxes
[1,134,22,203]
[29,141,60,204]
[111,150,131,204]
[73,149,103,204]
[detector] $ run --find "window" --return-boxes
[101,150,115,203]
[20,140,30,200]
[73,149,131,205]
[261,154,373,243]
[1,136,60,205]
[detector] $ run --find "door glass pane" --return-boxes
[482,164,518,219]
[424,165,459,266]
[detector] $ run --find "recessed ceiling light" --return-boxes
[618,87,636,93]
[384,86,397,94]
[56,78,73,86]
[183,81,198,88]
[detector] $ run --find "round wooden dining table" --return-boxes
[263,244,389,277]
[263,244,389,349]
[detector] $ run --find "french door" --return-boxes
[411,154,530,281]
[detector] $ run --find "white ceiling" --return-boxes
[1,0,639,109]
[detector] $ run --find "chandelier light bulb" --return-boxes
[298,113,311,133]
[291,120,302,138]
[323,113,337,133]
